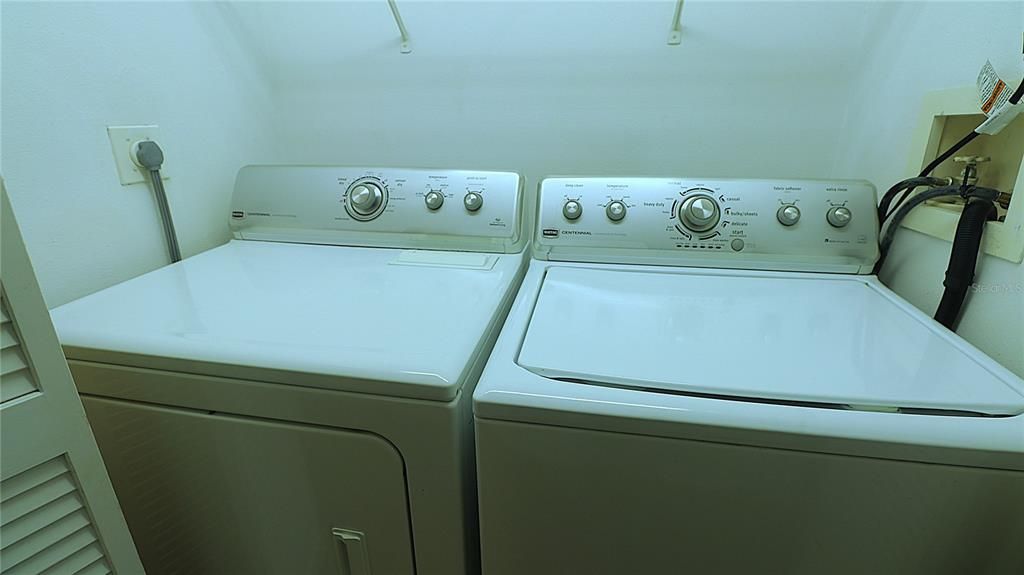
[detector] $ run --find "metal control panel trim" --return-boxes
[230,165,525,253]
[535,177,879,273]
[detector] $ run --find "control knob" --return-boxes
[346,180,386,220]
[606,200,627,222]
[425,190,444,210]
[464,192,483,212]
[678,194,721,232]
[563,200,583,220]
[826,206,852,228]
[776,205,801,226]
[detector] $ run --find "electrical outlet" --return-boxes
[106,125,169,186]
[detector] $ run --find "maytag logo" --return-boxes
[542,228,559,238]
[231,211,245,219]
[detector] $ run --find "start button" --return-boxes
[730,238,745,251]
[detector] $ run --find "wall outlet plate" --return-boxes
[106,125,169,186]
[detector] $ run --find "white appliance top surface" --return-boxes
[517,267,1024,415]
[52,240,523,401]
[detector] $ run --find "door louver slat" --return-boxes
[0,297,38,404]
[0,458,113,575]
[37,542,106,575]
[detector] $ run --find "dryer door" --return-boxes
[83,396,415,575]
[517,267,1024,415]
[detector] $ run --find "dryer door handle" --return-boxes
[332,528,371,575]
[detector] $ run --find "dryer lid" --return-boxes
[52,240,523,402]
[516,267,1024,415]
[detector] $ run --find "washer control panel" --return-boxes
[537,178,879,273]
[230,166,524,252]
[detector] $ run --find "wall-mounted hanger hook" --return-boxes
[667,0,685,45]
[387,0,412,54]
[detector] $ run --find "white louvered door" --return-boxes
[1,179,144,574]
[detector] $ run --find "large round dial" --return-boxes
[464,192,483,212]
[606,200,627,221]
[424,190,444,210]
[826,206,852,228]
[563,200,582,220]
[776,205,801,226]
[678,194,721,232]
[344,178,388,221]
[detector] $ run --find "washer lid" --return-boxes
[52,240,523,402]
[517,267,1024,416]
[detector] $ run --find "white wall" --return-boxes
[834,1,1024,377]
[1,1,277,307]
[236,1,886,180]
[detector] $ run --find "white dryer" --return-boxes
[474,177,1024,575]
[51,166,529,575]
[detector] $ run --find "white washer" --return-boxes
[474,177,1024,575]
[51,165,529,575]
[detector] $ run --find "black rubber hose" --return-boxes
[933,198,996,329]
[877,176,950,223]
[1010,77,1024,104]
[919,131,980,178]
[874,185,1000,274]
[876,185,960,273]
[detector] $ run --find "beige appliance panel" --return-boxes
[84,396,415,575]
[476,419,1024,575]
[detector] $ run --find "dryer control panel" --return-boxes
[536,178,879,273]
[230,166,525,253]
